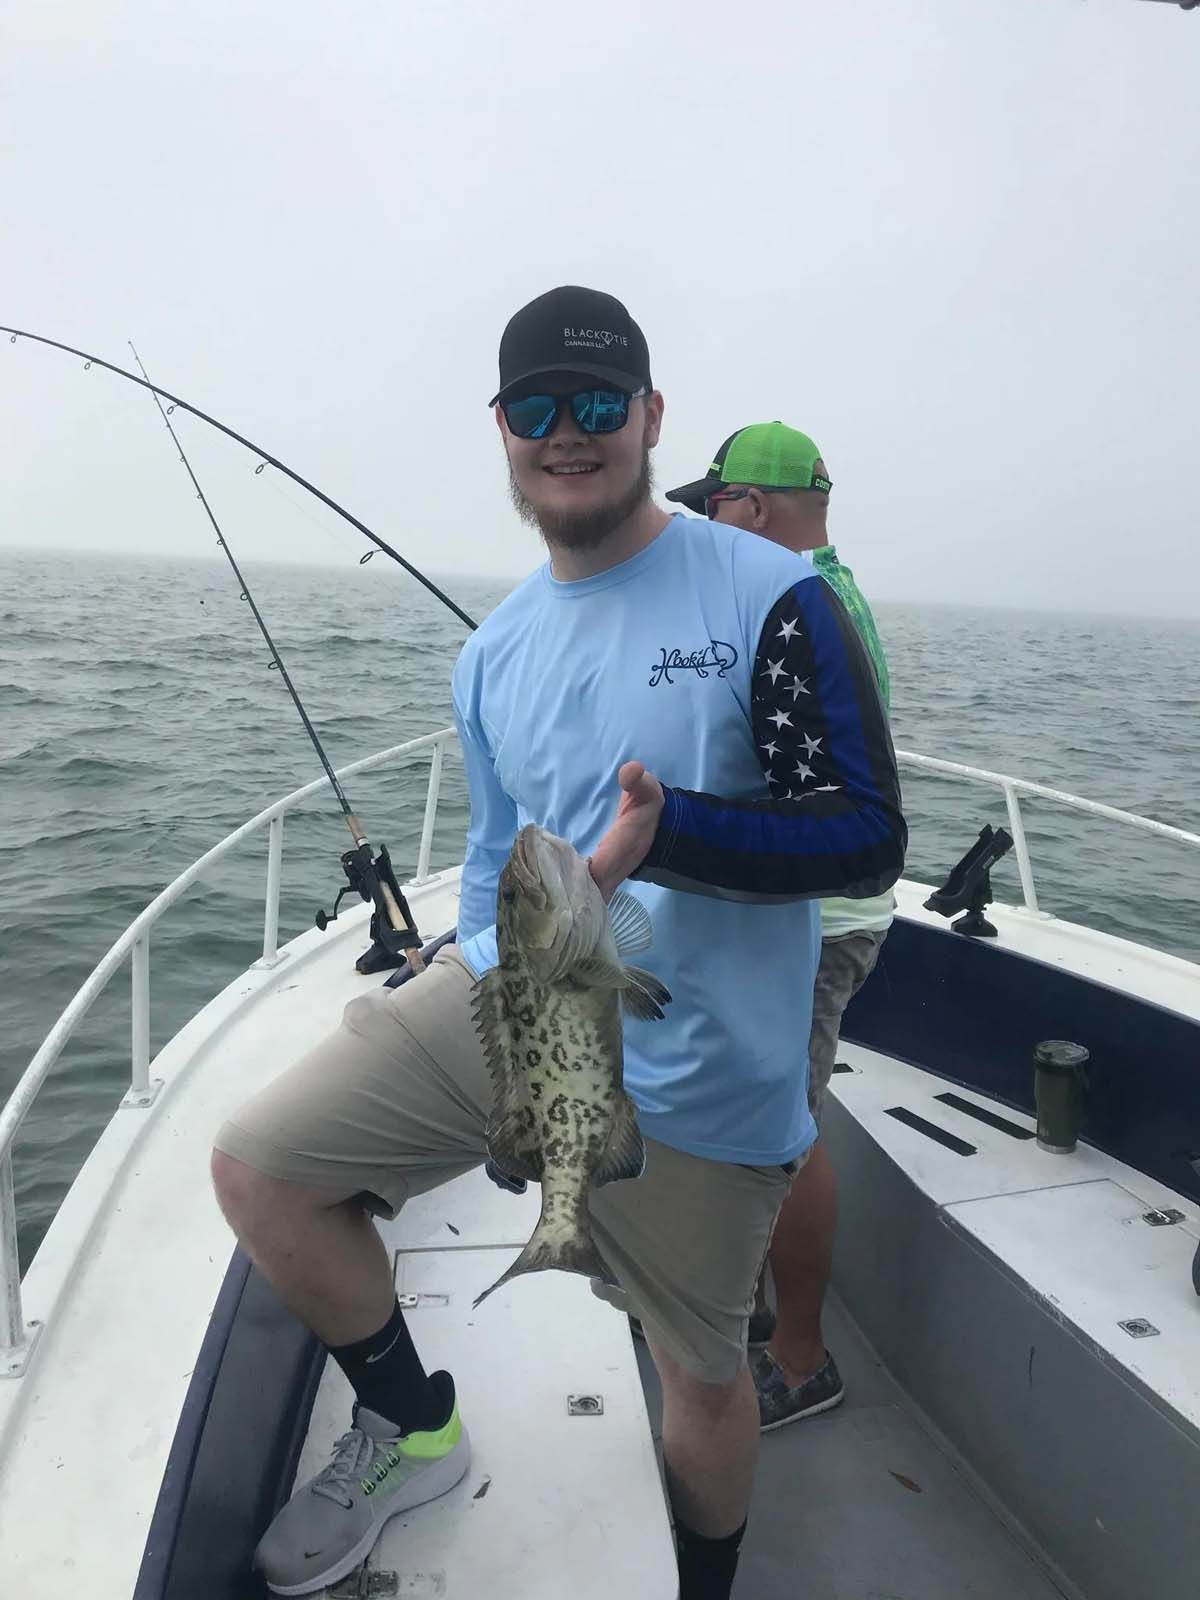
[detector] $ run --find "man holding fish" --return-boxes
[212,286,905,1599]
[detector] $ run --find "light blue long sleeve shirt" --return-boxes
[452,515,904,1166]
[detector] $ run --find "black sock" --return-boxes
[675,1518,747,1600]
[327,1298,448,1433]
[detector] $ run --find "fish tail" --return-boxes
[472,1199,612,1309]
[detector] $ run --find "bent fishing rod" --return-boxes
[1,323,478,632]
[128,341,426,976]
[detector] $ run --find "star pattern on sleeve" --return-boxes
[752,610,843,802]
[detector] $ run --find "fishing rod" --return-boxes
[128,341,426,976]
[1,323,478,632]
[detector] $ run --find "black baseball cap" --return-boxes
[489,286,652,407]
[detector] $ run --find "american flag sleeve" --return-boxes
[633,578,906,903]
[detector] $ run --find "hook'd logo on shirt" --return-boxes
[649,640,738,688]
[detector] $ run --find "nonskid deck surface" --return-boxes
[297,1287,1072,1600]
[291,1171,677,1598]
[634,1290,1071,1600]
[282,1172,1074,1600]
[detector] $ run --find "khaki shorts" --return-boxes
[807,928,888,1122]
[215,945,797,1384]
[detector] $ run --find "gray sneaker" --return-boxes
[752,1348,845,1432]
[255,1374,471,1595]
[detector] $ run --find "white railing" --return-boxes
[3,732,1198,1372]
[894,750,1200,915]
[0,725,459,1373]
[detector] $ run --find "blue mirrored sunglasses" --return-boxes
[502,387,646,441]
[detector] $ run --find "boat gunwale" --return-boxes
[3,729,1197,1366]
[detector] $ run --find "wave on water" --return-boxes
[0,683,61,709]
[6,749,159,781]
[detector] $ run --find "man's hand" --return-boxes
[589,761,665,902]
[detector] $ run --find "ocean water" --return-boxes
[2,548,1197,1263]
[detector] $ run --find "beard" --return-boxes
[508,449,654,552]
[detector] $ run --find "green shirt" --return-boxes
[811,545,890,711]
[810,545,895,938]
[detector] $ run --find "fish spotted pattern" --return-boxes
[471,824,670,1306]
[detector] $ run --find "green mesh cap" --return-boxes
[666,422,831,514]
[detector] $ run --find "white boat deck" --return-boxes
[1,867,1197,1597]
[298,1171,675,1597]
[0,873,467,1597]
[638,1289,1073,1600]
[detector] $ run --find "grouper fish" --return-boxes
[471,823,671,1308]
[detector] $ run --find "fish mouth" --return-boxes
[510,825,548,903]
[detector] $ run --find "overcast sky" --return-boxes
[2,0,1197,616]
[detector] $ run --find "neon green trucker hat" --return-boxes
[665,422,831,515]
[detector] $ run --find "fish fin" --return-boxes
[570,955,627,989]
[606,889,652,957]
[592,1093,646,1187]
[487,1110,544,1184]
[472,968,515,1110]
[473,970,544,1184]
[473,1202,613,1308]
[620,965,673,1021]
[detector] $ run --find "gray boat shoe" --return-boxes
[752,1347,846,1432]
